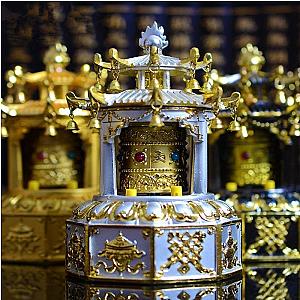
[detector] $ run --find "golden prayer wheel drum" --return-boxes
[117,123,189,194]
[24,130,83,188]
[220,130,278,187]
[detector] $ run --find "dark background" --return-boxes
[1,1,300,191]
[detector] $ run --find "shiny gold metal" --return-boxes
[107,79,122,93]
[171,186,182,196]
[66,118,79,131]
[210,117,223,129]
[228,119,241,132]
[97,232,145,274]
[1,125,8,138]
[223,192,300,261]
[159,231,215,276]
[126,189,137,196]
[44,124,57,136]
[117,123,189,194]
[149,110,165,128]
[72,198,236,223]
[66,230,86,272]
[222,228,239,269]
[184,78,201,93]
[1,43,100,262]
[221,130,274,187]
[89,117,101,130]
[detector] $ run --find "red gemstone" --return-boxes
[134,152,146,162]
[241,151,250,160]
[36,151,48,160]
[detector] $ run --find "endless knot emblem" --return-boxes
[159,231,214,275]
[247,216,296,255]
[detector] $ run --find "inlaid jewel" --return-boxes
[134,151,146,163]
[171,150,180,162]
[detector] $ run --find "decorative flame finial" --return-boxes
[43,42,70,69]
[139,21,168,52]
[238,43,265,72]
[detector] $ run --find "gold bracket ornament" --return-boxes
[159,231,215,276]
[97,232,145,274]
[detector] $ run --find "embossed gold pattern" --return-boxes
[225,192,300,213]
[222,228,239,269]
[221,131,274,187]
[118,124,189,194]
[247,216,299,257]
[223,192,300,261]
[66,231,85,272]
[3,223,40,256]
[159,231,215,276]
[65,21,242,282]
[72,199,236,223]
[245,264,300,300]
[96,233,145,274]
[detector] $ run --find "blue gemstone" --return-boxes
[171,151,180,162]
[67,151,77,160]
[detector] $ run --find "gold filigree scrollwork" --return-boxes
[3,223,40,255]
[159,231,215,276]
[97,232,145,274]
[177,289,215,300]
[66,230,85,272]
[247,216,299,256]
[102,292,139,300]
[72,200,235,223]
[120,173,185,193]
[220,282,240,299]
[246,265,300,300]
[222,228,239,269]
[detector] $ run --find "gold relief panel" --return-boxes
[234,35,258,49]
[96,232,146,275]
[244,264,300,299]
[222,228,239,270]
[2,264,65,300]
[158,231,215,277]
[209,51,225,67]
[220,130,276,187]
[104,14,127,30]
[117,123,190,194]
[243,214,300,260]
[23,129,84,188]
[66,228,86,273]
[2,217,45,261]
[105,32,129,49]
[137,16,156,31]
[169,33,192,49]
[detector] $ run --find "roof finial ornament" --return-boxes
[139,21,168,53]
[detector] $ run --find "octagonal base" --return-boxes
[66,194,242,282]
[2,188,96,262]
[221,189,300,262]
[66,275,242,299]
